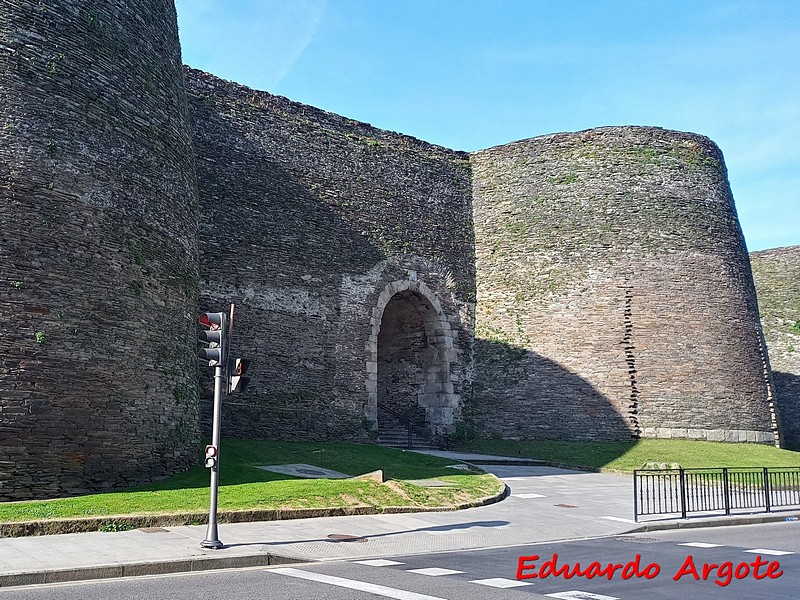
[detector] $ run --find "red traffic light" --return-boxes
[199,312,224,330]
[198,312,226,366]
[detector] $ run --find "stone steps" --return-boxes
[377,427,437,450]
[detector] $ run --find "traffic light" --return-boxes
[228,357,251,394]
[198,312,226,366]
[204,444,218,468]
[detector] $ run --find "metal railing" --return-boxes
[377,402,415,449]
[634,467,800,521]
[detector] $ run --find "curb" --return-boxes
[0,475,508,539]
[628,511,800,533]
[0,551,304,588]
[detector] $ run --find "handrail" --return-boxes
[377,402,414,449]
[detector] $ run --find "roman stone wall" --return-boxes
[469,126,778,444]
[751,246,800,449]
[0,0,199,500]
[185,69,475,442]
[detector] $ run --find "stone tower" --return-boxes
[0,0,200,499]
[469,127,779,444]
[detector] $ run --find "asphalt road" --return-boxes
[2,521,797,600]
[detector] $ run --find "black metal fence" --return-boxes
[634,467,800,521]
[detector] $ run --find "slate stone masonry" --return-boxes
[0,0,200,500]
[0,1,788,501]
[468,127,778,443]
[750,246,800,449]
[185,69,475,445]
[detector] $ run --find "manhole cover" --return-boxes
[616,536,660,543]
[138,527,169,533]
[554,503,577,508]
[327,533,368,543]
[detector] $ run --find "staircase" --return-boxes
[377,425,437,450]
[376,402,438,451]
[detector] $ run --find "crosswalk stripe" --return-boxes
[546,591,620,600]
[743,548,795,556]
[355,559,406,567]
[406,567,464,576]
[268,567,447,600]
[470,577,532,588]
[599,516,637,524]
[678,542,725,548]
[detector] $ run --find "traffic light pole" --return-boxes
[201,362,225,550]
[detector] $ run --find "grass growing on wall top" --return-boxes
[0,440,499,523]
[459,439,800,472]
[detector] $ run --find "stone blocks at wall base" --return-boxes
[641,428,776,444]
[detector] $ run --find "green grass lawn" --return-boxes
[459,438,800,472]
[0,440,501,523]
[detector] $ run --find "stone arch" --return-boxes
[365,279,458,436]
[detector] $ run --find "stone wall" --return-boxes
[469,127,778,444]
[185,69,475,442]
[1,2,791,502]
[0,0,200,500]
[751,246,800,449]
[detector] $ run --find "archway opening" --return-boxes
[376,290,449,437]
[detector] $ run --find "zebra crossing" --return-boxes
[268,539,795,600]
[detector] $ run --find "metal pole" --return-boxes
[764,467,772,513]
[679,468,687,519]
[201,362,224,549]
[723,468,731,516]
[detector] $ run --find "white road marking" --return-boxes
[546,591,620,600]
[470,577,532,588]
[268,567,447,600]
[502,477,529,481]
[355,559,405,567]
[598,516,637,524]
[743,549,795,556]
[514,493,546,499]
[406,567,464,576]
[678,542,725,548]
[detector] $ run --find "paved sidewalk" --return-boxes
[1,452,798,587]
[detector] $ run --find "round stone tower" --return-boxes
[470,126,779,444]
[0,0,200,499]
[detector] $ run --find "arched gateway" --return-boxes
[365,279,459,439]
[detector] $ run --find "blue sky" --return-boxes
[174,0,798,252]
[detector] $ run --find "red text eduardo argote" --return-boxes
[516,553,783,587]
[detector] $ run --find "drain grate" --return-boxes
[615,536,660,543]
[138,527,169,533]
[327,533,368,543]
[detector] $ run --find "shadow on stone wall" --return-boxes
[193,105,389,442]
[775,371,800,451]
[468,339,636,449]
